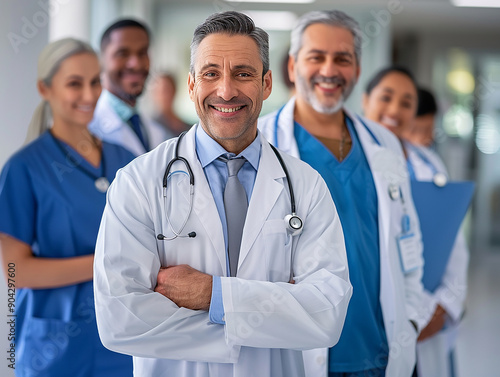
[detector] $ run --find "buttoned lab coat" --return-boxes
[259,98,427,377]
[89,93,169,156]
[93,126,353,377]
[406,143,469,377]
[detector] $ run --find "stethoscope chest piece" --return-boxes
[433,172,447,187]
[285,213,303,236]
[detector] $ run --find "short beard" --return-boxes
[113,86,142,104]
[106,78,144,105]
[120,90,142,103]
[295,72,356,115]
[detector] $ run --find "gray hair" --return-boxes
[190,11,269,77]
[289,10,363,64]
[25,38,96,144]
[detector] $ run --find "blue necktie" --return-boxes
[221,157,248,277]
[129,114,149,151]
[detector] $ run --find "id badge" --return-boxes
[397,214,421,273]
[397,233,420,273]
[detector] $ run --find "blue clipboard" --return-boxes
[410,180,475,292]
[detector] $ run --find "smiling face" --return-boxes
[290,24,360,115]
[363,71,418,139]
[188,33,272,154]
[39,52,101,130]
[101,26,149,105]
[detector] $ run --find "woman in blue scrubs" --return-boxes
[0,38,134,377]
[362,66,469,377]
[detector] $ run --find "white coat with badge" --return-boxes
[258,98,427,377]
[405,142,469,377]
[89,93,168,156]
[93,125,353,377]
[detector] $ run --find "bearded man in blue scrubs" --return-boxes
[259,10,427,377]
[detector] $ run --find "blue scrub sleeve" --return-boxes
[209,276,225,324]
[0,158,36,244]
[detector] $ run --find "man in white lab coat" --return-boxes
[259,10,427,377]
[89,19,167,156]
[94,11,352,377]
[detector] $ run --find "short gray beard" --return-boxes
[295,71,356,115]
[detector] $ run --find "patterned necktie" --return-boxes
[129,113,149,151]
[221,157,248,277]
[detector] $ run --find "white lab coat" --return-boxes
[258,97,427,377]
[405,142,469,377]
[89,92,168,156]
[94,125,353,377]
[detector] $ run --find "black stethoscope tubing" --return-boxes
[268,143,297,214]
[158,129,302,240]
[163,131,194,188]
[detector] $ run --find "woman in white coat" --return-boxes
[363,66,469,377]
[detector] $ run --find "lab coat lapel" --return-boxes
[178,127,227,272]
[92,97,147,156]
[349,112,391,261]
[238,135,285,269]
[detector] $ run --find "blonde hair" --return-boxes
[25,38,96,144]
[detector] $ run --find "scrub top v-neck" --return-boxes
[294,116,388,373]
[0,131,135,377]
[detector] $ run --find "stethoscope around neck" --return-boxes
[156,130,304,241]
[405,143,448,187]
[273,105,431,202]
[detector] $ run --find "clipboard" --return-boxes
[410,180,475,292]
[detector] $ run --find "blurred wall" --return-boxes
[0,1,48,375]
[0,0,48,169]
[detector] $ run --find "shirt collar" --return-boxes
[102,90,137,122]
[195,124,261,171]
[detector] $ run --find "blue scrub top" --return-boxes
[294,116,388,373]
[0,131,134,377]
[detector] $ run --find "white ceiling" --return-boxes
[156,0,500,35]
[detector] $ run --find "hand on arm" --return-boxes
[155,264,213,310]
[0,233,94,289]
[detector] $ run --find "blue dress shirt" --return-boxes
[194,125,261,324]
[102,90,135,122]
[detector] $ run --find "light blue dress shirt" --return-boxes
[194,125,261,324]
[103,90,151,150]
[101,90,136,122]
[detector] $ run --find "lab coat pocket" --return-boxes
[18,317,93,377]
[263,219,292,282]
